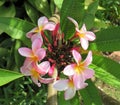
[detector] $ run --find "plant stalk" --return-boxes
[46,68,58,105]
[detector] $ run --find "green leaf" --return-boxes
[58,91,71,105]
[83,0,99,30]
[89,27,120,51]
[0,17,35,46]
[14,40,24,68]
[54,0,63,9]
[0,68,23,86]
[90,55,120,89]
[0,4,16,17]
[24,1,40,24]
[27,0,51,17]
[0,48,10,57]
[0,0,5,6]
[60,0,84,40]
[94,18,109,30]
[80,80,102,105]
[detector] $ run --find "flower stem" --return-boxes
[46,68,58,105]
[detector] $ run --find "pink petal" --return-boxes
[73,74,87,89]
[22,58,35,68]
[80,38,89,50]
[26,27,38,38]
[63,64,75,76]
[38,16,48,26]
[39,77,54,84]
[53,79,68,91]
[67,17,79,28]
[81,24,87,32]
[35,48,46,61]
[31,76,41,87]
[31,33,43,42]
[37,61,50,75]
[83,51,92,66]
[43,22,56,31]
[83,68,94,79]
[32,39,43,52]
[20,65,31,76]
[18,48,33,57]
[85,31,96,41]
[72,50,82,64]
[64,87,76,100]
[48,64,55,76]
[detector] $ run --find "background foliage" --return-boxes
[0,0,120,105]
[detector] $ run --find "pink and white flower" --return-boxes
[27,16,56,42]
[63,50,94,89]
[68,17,96,50]
[53,77,76,100]
[21,60,53,87]
[18,39,46,63]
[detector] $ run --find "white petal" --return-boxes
[64,87,76,100]
[37,61,50,75]
[53,79,68,91]
[39,77,54,84]
[80,38,89,50]
[83,51,92,66]
[72,50,82,64]
[85,31,96,41]
[67,17,79,28]
[83,68,94,79]
[73,74,87,89]
[43,22,56,31]
[31,76,41,87]
[63,64,75,76]
[38,16,48,26]
[81,24,87,32]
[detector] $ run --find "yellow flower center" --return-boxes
[39,26,43,32]
[68,79,74,88]
[74,62,85,74]
[31,68,39,78]
[76,30,85,38]
[32,56,39,62]
[34,26,43,33]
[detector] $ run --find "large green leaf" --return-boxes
[89,27,120,51]
[80,80,102,105]
[27,0,51,17]
[90,55,120,89]
[24,1,40,24]
[60,0,84,40]
[0,4,16,17]
[0,17,35,46]
[54,0,63,9]
[0,68,23,86]
[83,0,99,30]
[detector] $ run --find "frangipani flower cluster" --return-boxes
[18,16,96,100]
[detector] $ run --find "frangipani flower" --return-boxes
[21,60,53,87]
[53,77,76,100]
[68,17,96,50]
[18,39,46,63]
[27,16,56,42]
[63,50,94,89]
